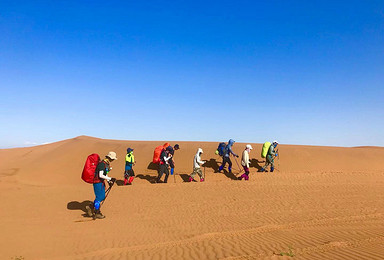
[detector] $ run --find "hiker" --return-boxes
[124,148,135,185]
[169,144,179,176]
[260,141,279,172]
[86,151,117,219]
[218,139,239,173]
[156,146,173,183]
[189,148,206,182]
[239,144,253,180]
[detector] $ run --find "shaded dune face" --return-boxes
[0,136,384,260]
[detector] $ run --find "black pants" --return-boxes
[221,156,232,168]
[124,169,135,178]
[157,164,169,183]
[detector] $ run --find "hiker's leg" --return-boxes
[163,167,170,183]
[93,182,105,210]
[190,168,197,178]
[262,157,271,171]
[219,157,226,171]
[270,157,275,172]
[228,158,233,173]
[267,156,274,171]
[197,168,203,179]
[244,166,250,180]
[123,170,128,185]
[157,165,164,182]
[128,169,135,184]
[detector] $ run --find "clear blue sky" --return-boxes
[1,0,383,148]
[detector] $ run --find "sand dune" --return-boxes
[1,136,383,259]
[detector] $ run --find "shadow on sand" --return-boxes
[203,158,220,173]
[147,162,159,170]
[250,158,265,171]
[179,173,192,182]
[136,174,158,184]
[67,200,93,218]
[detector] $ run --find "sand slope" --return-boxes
[1,136,384,259]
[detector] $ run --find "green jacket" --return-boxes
[267,145,276,157]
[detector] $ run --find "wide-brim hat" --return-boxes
[127,148,134,153]
[106,151,117,160]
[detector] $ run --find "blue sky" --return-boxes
[1,0,383,148]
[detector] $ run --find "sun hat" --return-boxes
[106,151,117,160]
[127,148,134,153]
[246,144,253,150]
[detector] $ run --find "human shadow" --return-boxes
[222,169,238,180]
[147,162,159,170]
[203,158,220,173]
[179,173,192,182]
[136,174,158,184]
[250,158,264,171]
[116,179,125,186]
[67,200,93,218]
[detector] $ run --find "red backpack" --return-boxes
[81,153,101,183]
[152,142,170,164]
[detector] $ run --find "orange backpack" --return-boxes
[152,142,170,164]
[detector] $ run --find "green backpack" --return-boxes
[261,142,271,158]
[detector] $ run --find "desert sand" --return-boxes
[1,136,383,259]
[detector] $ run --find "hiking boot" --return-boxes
[244,175,249,181]
[238,173,246,180]
[259,168,265,172]
[270,167,274,172]
[218,165,223,173]
[228,167,232,173]
[85,205,93,217]
[94,210,105,219]
[200,178,204,182]
[189,177,194,182]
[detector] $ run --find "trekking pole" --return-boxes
[234,157,243,175]
[204,165,206,180]
[101,180,115,206]
[276,149,280,172]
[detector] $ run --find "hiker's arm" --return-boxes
[169,159,175,168]
[245,153,250,168]
[197,157,205,165]
[230,148,238,157]
[98,170,112,181]
[269,146,276,156]
[164,155,172,163]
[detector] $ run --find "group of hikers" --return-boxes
[82,139,279,219]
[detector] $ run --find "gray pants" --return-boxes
[262,155,274,170]
[190,167,203,179]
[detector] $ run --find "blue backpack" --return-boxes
[216,142,226,156]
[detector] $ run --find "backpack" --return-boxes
[261,142,271,158]
[81,153,101,183]
[216,142,226,156]
[153,142,170,164]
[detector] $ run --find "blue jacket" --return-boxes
[224,139,238,157]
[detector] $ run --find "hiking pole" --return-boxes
[101,179,115,206]
[275,149,280,172]
[204,165,206,180]
[234,156,243,175]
